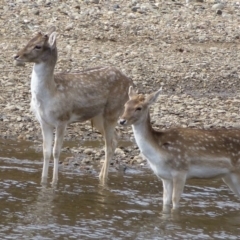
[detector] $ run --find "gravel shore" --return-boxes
[1,0,240,168]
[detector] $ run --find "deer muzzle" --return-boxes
[118,119,127,125]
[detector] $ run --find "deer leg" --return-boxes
[172,172,187,209]
[52,124,66,185]
[222,173,240,197]
[92,114,118,182]
[99,121,117,182]
[161,179,173,213]
[41,122,54,184]
[91,114,105,176]
[162,179,173,206]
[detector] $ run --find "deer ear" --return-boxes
[46,26,56,36]
[145,87,162,105]
[128,86,137,99]
[48,32,57,49]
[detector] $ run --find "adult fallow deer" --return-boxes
[119,87,240,210]
[14,27,132,185]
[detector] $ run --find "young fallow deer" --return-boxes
[119,87,240,210]
[14,27,132,185]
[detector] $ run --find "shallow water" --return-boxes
[0,140,240,239]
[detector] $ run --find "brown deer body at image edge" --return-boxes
[119,87,240,210]
[14,27,132,185]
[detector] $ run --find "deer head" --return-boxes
[14,27,57,64]
[119,86,162,126]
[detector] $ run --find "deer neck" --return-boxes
[31,49,57,98]
[132,112,156,151]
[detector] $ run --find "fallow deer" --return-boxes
[119,87,240,210]
[14,27,132,185]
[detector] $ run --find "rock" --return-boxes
[128,13,136,18]
[212,3,225,10]
[91,0,99,4]
[131,0,138,6]
[216,9,222,15]
[65,23,74,31]
[115,148,126,157]
[83,148,93,155]
[82,158,91,164]
[113,4,120,10]
[131,6,139,12]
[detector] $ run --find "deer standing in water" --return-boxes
[14,27,132,185]
[119,87,240,210]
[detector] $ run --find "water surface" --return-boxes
[0,139,240,239]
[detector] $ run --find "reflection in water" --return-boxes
[23,186,56,223]
[0,140,240,239]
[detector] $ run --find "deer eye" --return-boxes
[34,45,42,50]
[136,107,142,111]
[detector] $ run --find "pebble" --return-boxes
[212,3,225,10]
[84,148,94,155]
[91,0,99,4]
[33,10,40,15]
[131,6,139,12]
[216,9,222,15]
[65,23,74,31]
[115,148,125,156]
